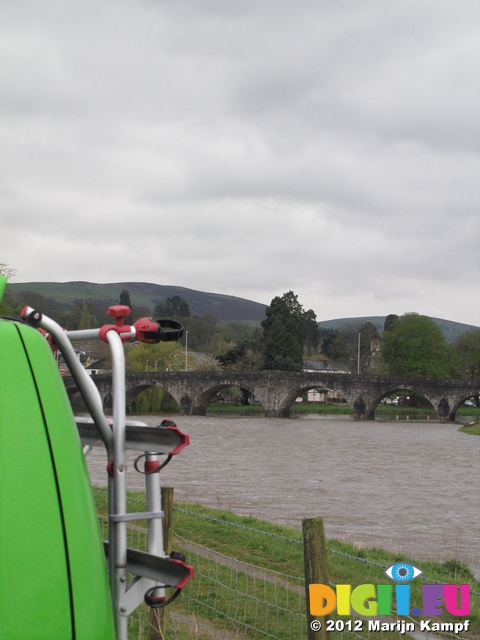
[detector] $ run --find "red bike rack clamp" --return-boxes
[99,305,133,343]
[134,317,183,344]
[133,317,164,344]
[38,328,59,355]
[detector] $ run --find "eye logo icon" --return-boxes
[385,563,422,582]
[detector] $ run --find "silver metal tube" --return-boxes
[22,307,114,456]
[107,330,128,640]
[145,452,165,599]
[108,473,116,623]
[66,328,101,341]
[67,328,135,342]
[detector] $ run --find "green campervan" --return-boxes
[0,277,116,639]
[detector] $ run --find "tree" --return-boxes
[384,314,399,332]
[154,296,190,319]
[217,338,264,371]
[304,308,320,355]
[188,353,223,372]
[79,301,91,330]
[0,264,17,316]
[0,263,17,280]
[131,305,152,322]
[12,290,62,320]
[323,326,354,365]
[119,289,132,324]
[381,313,454,378]
[125,341,178,373]
[179,317,210,352]
[319,329,338,358]
[323,322,379,373]
[454,329,480,379]
[261,291,307,371]
[357,322,380,373]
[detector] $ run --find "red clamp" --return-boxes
[38,328,59,355]
[134,317,164,343]
[134,317,183,343]
[99,305,133,343]
[160,419,190,455]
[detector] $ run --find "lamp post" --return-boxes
[185,331,188,371]
[357,333,361,375]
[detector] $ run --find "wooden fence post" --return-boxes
[149,486,174,640]
[302,516,329,640]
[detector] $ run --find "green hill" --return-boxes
[10,282,478,341]
[318,316,479,343]
[10,281,267,323]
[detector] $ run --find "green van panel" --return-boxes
[0,321,72,639]
[0,320,115,639]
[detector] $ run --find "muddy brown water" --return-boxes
[85,415,480,579]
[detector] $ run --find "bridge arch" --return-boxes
[448,393,479,421]
[192,382,260,415]
[365,385,436,421]
[277,383,351,418]
[126,382,180,414]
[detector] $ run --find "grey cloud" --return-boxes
[0,0,479,325]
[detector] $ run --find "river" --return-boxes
[85,414,480,579]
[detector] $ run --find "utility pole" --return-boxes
[357,333,361,375]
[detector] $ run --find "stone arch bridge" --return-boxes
[64,371,479,421]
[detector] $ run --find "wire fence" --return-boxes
[95,490,476,640]
[98,515,306,639]
[175,532,306,639]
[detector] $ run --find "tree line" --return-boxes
[1,267,478,381]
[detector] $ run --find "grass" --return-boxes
[207,402,480,424]
[206,402,354,416]
[93,490,479,640]
[459,423,480,436]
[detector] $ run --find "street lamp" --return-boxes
[357,333,361,375]
[185,331,188,371]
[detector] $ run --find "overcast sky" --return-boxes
[1,1,479,325]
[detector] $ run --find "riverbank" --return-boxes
[86,415,480,581]
[193,402,480,423]
[93,490,480,640]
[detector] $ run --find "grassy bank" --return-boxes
[206,402,480,423]
[459,423,480,435]
[94,490,479,639]
[206,401,353,416]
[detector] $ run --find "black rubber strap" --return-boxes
[133,453,172,474]
[144,586,182,609]
[155,319,183,342]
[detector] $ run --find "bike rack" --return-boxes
[21,304,194,640]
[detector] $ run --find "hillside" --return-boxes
[10,281,267,323]
[10,282,478,341]
[318,316,479,343]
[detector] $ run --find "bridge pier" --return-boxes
[352,396,376,420]
[179,394,194,415]
[437,397,451,422]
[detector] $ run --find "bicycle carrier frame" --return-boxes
[21,303,193,640]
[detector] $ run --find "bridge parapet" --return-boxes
[64,371,479,421]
